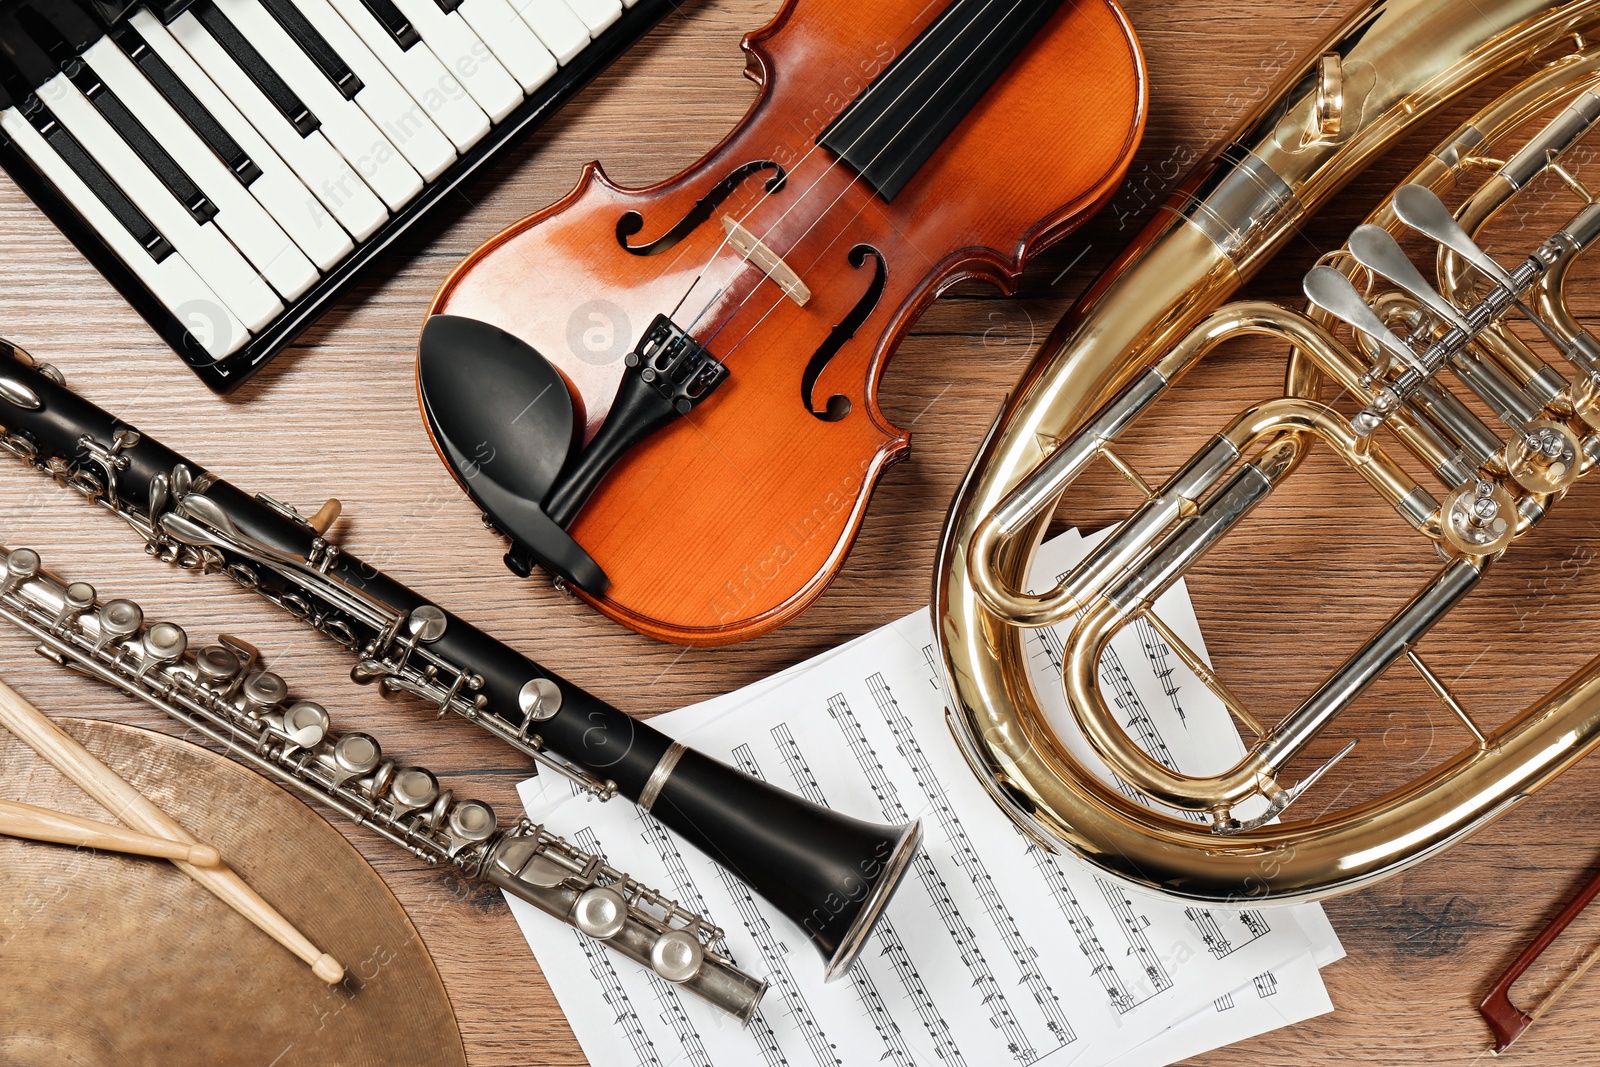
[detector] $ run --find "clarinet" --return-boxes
[0,340,921,983]
[0,544,767,1020]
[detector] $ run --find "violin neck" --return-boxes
[819,0,1065,200]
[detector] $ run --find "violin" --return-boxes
[419,0,1145,645]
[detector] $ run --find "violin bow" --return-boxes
[1479,863,1600,1053]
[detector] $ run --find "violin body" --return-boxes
[428,0,1145,645]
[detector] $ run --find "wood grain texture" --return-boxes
[2,0,1600,1063]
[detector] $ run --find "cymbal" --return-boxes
[0,717,467,1067]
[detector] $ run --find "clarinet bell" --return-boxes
[417,315,609,594]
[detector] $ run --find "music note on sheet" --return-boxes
[503,529,1343,1067]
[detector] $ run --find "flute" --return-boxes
[0,543,765,1018]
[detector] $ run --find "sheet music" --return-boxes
[507,530,1341,1067]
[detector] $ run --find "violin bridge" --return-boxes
[721,215,811,307]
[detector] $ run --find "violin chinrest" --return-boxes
[417,315,608,593]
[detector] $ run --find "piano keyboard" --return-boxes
[0,0,668,391]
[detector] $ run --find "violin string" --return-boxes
[692,0,1025,338]
[668,0,1020,341]
[661,0,970,325]
[712,0,1037,359]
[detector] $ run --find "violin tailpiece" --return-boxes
[543,315,729,528]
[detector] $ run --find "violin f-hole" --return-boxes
[616,160,787,256]
[802,244,885,422]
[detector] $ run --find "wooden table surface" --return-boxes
[5,0,1600,1064]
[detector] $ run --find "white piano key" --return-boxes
[167,9,390,241]
[37,72,283,332]
[387,0,522,122]
[323,0,490,153]
[1,106,249,359]
[83,37,319,301]
[210,0,424,209]
[455,0,556,93]
[508,0,588,65]
[274,0,457,180]
[127,10,356,269]
[561,0,621,35]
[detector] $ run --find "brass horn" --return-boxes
[937,0,1600,904]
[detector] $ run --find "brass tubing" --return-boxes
[1254,558,1485,772]
[970,303,1406,627]
[1010,625,1600,903]
[1406,649,1489,748]
[938,0,1600,904]
[1140,610,1266,736]
[1471,328,1569,407]
[1062,558,1483,813]
[1058,402,1445,812]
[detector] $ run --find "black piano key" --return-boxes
[431,0,463,15]
[356,0,419,51]
[65,59,218,223]
[24,98,175,261]
[0,11,60,88]
[85,0,142,25]
[190,0,320,136]
[112,24,260,186]
[258,0,363,100]
[20,0,103,55]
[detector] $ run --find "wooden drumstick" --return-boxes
[0,797,221,865]
[0,678,345,984]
